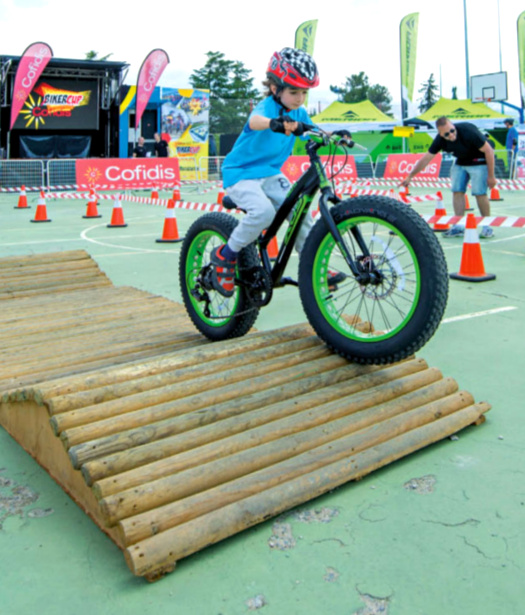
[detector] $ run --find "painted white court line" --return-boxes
[442,306,518,324]
[80,222,181,254]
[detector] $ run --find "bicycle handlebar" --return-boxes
[303,124,368,151]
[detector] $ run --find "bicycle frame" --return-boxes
[256,133,372,287]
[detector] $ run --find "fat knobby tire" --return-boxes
[179,212,260,341]
[298,195,449,364]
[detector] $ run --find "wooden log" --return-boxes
[124,402,491,577]
[0,250,90,269]
[80,359,389,485]
[118,388,473,543]
[0,335,206,393]
[101,385,471,526]
[95,367,450,501]
[93,360,442,498]
[64,351,347,457]
[47,336,321,418]
[36,324,314,401]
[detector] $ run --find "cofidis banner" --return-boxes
[76,158,180,190]
[135,49,170,130]
[10,42,53,130]
[399,13,419,120]
[383,153,442,179]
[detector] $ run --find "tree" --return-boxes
[451,86,458,100]
[85,51,113,61]
[417,74,439,112]
[330,72,392,115]
[190,51,261,133]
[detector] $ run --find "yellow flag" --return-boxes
[295,20,318,107]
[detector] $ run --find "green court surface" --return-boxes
[0,186,524,615]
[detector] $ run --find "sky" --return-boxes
[1,0,524,119]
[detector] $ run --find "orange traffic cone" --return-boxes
[217,187,225,205]
[268,235,279,259]
[31,192,51,222]
[449,213,495,282]
[489,186,503,201]
[151,187,159,200]
[14,185,29,209]
[432,191,450,232]
[172,186,181,201]
[156,199,183,243]
[107,195,127,228]
[464,193,473,211]
[83,190,101,219]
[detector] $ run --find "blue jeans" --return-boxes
[450,164,488,196]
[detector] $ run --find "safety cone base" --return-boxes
[14,205,31,209]
[83,214,102,219]
[30,218,51,223]
[450,271,496,282]
[155,237,184,243]
[107,223,127,228]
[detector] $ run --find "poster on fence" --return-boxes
[281,155,357,182]
[160,88,209,180]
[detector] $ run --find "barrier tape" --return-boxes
[40,191,525,227]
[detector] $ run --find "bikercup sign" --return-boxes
[76,158,180,189]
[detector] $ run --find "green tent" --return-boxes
[417,97,508,129]
[311,100,396,132]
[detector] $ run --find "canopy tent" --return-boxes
[311,100,397,132]
[415,97,508,130]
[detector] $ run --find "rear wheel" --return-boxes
[179,212,260,341]
[299,195,449,364]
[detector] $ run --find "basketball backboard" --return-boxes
[471,71,508,103]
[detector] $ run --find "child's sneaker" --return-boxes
[480,226,494,239]
[328,270,347,290]
[210,245,236,297]
[443,225,464,238]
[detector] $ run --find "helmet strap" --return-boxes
[272,91,290,113]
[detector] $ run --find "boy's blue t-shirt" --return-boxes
[222,97,311,188]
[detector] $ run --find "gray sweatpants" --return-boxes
[225,174,315,254]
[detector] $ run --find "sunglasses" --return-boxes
[442,127,456,138]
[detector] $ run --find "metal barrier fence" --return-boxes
[0,160,45,188]
[47,160,77,188]
[374,149,512,180]
[198,156,226,182]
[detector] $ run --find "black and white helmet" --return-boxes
[266,47,319,89]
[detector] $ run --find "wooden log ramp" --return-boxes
[0,250,490,581]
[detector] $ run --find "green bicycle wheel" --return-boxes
[299,195,449,364]
[179,212,260,341]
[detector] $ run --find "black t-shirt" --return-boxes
[429,122,487,166]
[154,139,169,157]
[133,144,147,157]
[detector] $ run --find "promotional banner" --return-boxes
[13,79,99,130]
[135,49,170,130]
[76,158,180,189]
[161,88,209,180]
[518,12,525,108]
[383,153,442,179]
[295,19,318,106]
[282,155,357,182]
[295,19,318,55]
[399,13,419,120]
[10,42,53,129]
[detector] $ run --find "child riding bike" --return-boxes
[211,47,343,297]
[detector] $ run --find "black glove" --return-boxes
[269,115,305,136]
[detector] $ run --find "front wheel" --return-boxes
[299,195,449,364]
[179,212,260,341]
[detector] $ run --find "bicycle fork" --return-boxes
[317,191,383,287]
